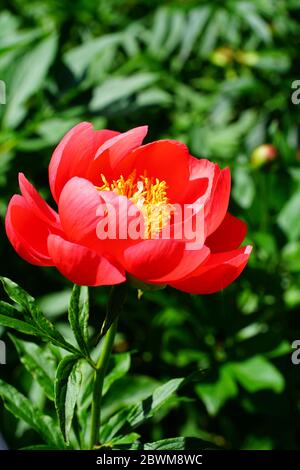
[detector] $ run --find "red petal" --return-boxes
[132,140,190,202]
[59,177,141,258]
[122,239,186,281]
[88,126,148,184]
[183,157,231,236]
[49,122,118,202]
[206,213,247,253]
[5,195,54,266]
[170,246,252,294]
[205,167,231,236]
[18,173,61,230]
[59,177,103,248]
[182,157,216,204]
[47,235,125,286]
[150,245,210,283]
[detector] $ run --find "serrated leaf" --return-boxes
[55,355,82,442]
[10,335,56,400]
[0,379,64,448]
[69,285,89,356]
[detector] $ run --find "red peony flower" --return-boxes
[5,123,251,293]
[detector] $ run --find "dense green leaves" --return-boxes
[1,0,300,451]
[0,380,64,448]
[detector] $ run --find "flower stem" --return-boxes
[89,317,118,449]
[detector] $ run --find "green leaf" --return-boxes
[0,300,21,317]
[148,7,169,56]
[55,355,82,442]
[68,285,90,356]
[64,34,121,78]
[0,314,40,336]
[237,3,272,44]
[0,379,64,448]
[282,242,300,272]
[100,283,127,338]
[110,433,140,446]
[3,34,57,128]
[102,376,187,441]
[232,166,255,209]
[21,445,55,450]
[139,437,215,450]
[103,352,131,396]
[278,190,300,241]
[38,289,72,319]
[227,356,285,393]
[127,377,186,429]
[196,368,238,416]
[177,6,210,64]
[10,335,56,401]
[0,277,78,354]
[90,74,157,111]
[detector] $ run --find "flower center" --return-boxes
[97,170,173,238]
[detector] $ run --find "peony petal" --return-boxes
[204,167,231,236]
[182,157,216,204]
[206,213,247,253]
[88,126,148,184]
[150,245,210,283]
[5,195,54,266]
[59,177,142,258]
[18,173,61,230]
[132,140,190,202]
[122,239,186,281]
[59,177,103,248]
[49,122,118,202]
[170,246,252,294]
[182,157,231,236]
[47,235,125,286]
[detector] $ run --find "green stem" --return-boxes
[89,318,118,449]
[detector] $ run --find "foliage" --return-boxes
[1,0,300,449]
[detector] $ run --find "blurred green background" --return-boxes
[1,0,300,450]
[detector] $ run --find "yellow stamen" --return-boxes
[96,170,173,238]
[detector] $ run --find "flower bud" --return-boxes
[251,144,277,169]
